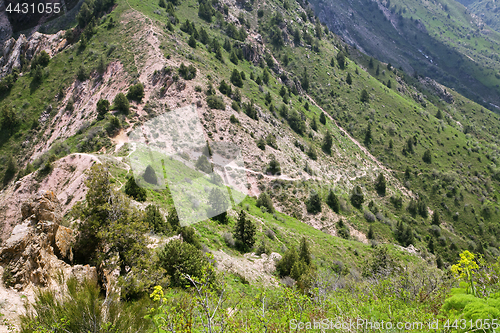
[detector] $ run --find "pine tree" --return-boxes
[96,99,110,120]
[301,67,309,91]
[1,104,18,135]
[280,85,287,97]
[326,189,340,213]
[113,93,130,114]
[233,210,256,251]
[367,226,374,239]
[369,57,374,69]
[322,130,333,154]
[432,211,440,225]
[299,237,311,265]
[346,72,352,85]
[330,57,335,67]
[306,190,322,214]
[375,173,386,196]
[364,123,373,146]
[145,204,170,234]
[3,156,17,186]
[350,185,364,209]
[428,237,435,254]
[386,79,392,88]
[267,155,281,175]
[336,52,346,69]
[256,192,274,212]
[319,112,326,125]
[124,176,147,202]
[376,64,380,75]
[188,34,197,48]
[230,69,243,87]
[230,50,238,64]
[360,89,369,103]
[311,116,318,131]
[262,68,270,85]
[423,149,432,163]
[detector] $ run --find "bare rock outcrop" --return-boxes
[0,191,95,291]
[0,30,67,79]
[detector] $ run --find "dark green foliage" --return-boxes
[72,164,149,278]
[1,104,18,136]
[262,68,270,85]
[364,123,373,146]
[390,195,403,209]
[301,68,309,91]
[206,95,226,110]
[106,116,121,136]
[124,176,147,202]
[167,207,180,231]
[367,226,375,239]
[143,165,157,185]
[256,138,266,150]
[360,89,370,103]
[96,99,110,120]
[127,83,144,102]
[337,218,350,239]
[229,114,239,123]
[0,73,18,93]
[257,192,274,213]
[322,130,333,154]
[288,110,306,135]
[403,136,415,155]
[198,0,214,22]
[369,57,374,69]
[3,156,17,186]
[395,221,414,246]
[319,112,326,125]
[158,0,166,7]
[428,237,435,254]
[267,155,281,175]
[375,173,386,196]
[279,104,288,119]
[306,190,322,214]
[432,211,440,225]
[76,65,87,81]
[346,73,352,85]
[266,133,278,149]
[387,79,392,88]
[179,226,201,249]
[195,155,212,173]
[198,27,209,44]
[188,35,197,48]
[436,109,443,119]
[311,116,318,131]
[178,63,197,80]
[276,247,299,277]
[19,278,150,332]
[376,65,380,76]
[230,69,243,87]
[407,198,418,217]
[233,210,256,252]
[417,198,428,218]
[219,80,232,96]
[31,51,50,69]
[159,239,209,287]
[423,149,432,163]
[326,189,340,213]
[336,52,346,69]
[299,237,312,266]
[113,93,130,113]
[208,188,229,224]
[307,145,317,160]
[243,101,258,120]
[144,205,170,235]
[350,185,364,209]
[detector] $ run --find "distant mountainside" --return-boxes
[310,0,500,111]
[468,0,500,33]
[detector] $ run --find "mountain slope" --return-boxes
[310,0,500,111]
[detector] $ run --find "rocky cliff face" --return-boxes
[0,30,67,79]
[0,191,96,291]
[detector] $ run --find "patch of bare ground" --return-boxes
[212,250,281,287]
[0,153,99,242]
